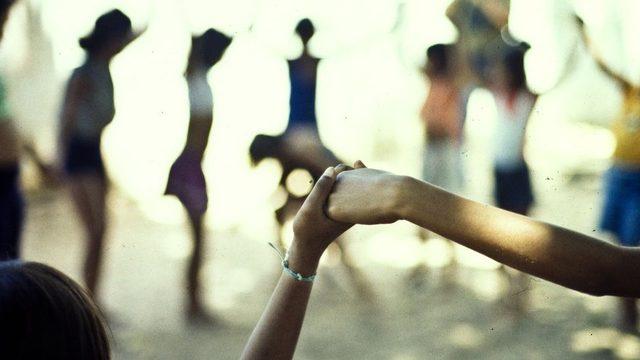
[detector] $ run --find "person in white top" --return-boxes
[486,44,537,313]
[490,45,536,216]
[164,28,231,323]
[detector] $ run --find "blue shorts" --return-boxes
[600,166,640,246]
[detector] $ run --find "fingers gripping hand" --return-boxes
[327,163,405,225]
[334,160,367,176]
[292,167,352,257]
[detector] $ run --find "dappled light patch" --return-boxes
[571,327,640,359]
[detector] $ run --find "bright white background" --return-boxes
[1,0,638,231]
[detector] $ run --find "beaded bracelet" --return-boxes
[268,242,317,282]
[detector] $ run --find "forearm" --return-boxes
[398,176,640,297]
[240,242,319,360]
[478,0,509,29]
[580,30,631,89]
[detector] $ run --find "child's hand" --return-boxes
[328,161,409,225]
[289,167,352,268]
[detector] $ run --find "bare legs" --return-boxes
[68,174,107,298]
[619,298,639,333]
[408,229,457,288]
[499,206,531,315]
[186,209,207,319]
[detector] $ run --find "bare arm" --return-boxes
[577,17,632,91]
[239,252,316,360]
[474,0,509,29]
[400,177,639,297]
[241,168,350,360]
[445,0,463,28]
[327,166,640,298]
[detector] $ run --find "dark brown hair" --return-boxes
[79,9,132,54]
[0,0,14,14]
[426,43,453,75]
[0,261,111,359]
[502,43,530,91]
[295,18,315,45]
[190,28,232,68]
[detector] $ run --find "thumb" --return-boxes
[305,167,336,206]
[354,160,367,169]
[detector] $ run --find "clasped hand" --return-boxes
[291,160,407,261]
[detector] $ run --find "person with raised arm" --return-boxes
[164,28,232,323]
[58,9,144,299]
[241,166,350,360]
[577,16,640,332]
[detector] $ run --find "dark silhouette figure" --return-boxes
[164,28,232,323]
[58,9,143,299]
[249,19,370,296]
[285,19,320,134]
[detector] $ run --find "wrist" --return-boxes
[287,239,322,277]
[390,175,419,221]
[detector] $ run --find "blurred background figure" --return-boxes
[0,0,21,261]
[490,44,535,218]
[420,44,465,199]
[58,9,142,299]
[4,0,639,358]
[248,19,328,249]
[578,17,640,334]
[446,0,509,87]
[284,19,320,139]
[489,43,536,313]
[249,18,370,297]
[164,27,231,324]
[411,43,466,286]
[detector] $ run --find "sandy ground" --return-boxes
[19,167,640,360]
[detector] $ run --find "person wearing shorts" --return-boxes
[598,86,640,332]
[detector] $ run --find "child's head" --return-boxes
[0,0,15,40]
[295,19,315,47]
[0,261,110,359]
[79,9,133,58]
[426,43,452,77]
[189,28,232,69]
[500,43,530,91]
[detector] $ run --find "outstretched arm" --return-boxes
[577,16,632,90]
[327,164,640,298]
[241,167,350,360]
